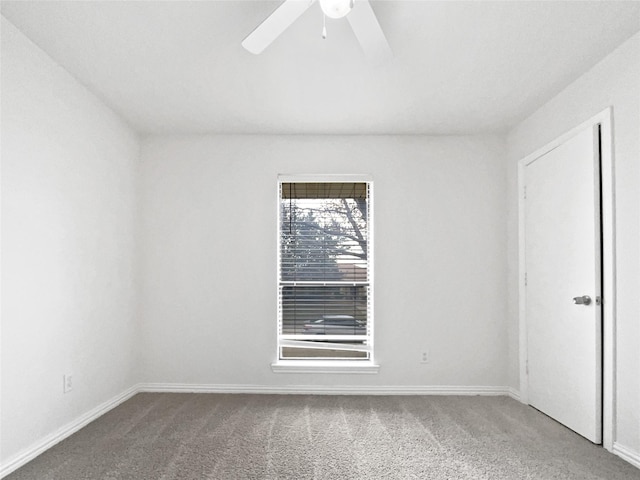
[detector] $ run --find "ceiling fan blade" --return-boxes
[242,0,316,54]
[346,0,392,66]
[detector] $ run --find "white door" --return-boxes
[525,125,602,443]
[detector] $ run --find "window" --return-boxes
[277,176,373,363]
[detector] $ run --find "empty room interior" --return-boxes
[1,0,640,478]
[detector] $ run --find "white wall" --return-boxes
[506,33,640,455]
[1,17,139,466]
[138,134,508,388]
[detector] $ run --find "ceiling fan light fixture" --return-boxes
[319,0,354,19]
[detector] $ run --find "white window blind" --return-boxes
[277,179,373,361]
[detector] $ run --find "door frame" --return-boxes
[518,107,615,450]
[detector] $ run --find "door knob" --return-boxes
[573,295,591,305]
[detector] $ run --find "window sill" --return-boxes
[271,361,380,374]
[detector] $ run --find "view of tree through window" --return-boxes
[278,181,372,360]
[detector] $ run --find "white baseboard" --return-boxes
[613,442,640,470]
[138,383,512,396]
[507,387,521,402]
[0,385,138,479]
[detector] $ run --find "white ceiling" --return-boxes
[2,1,639,135]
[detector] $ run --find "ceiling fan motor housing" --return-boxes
[319,0,354,19]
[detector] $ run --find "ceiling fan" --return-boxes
[242,0,392,65]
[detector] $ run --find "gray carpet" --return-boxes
[6,393,640,479]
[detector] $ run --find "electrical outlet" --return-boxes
[63,374,73,393]
[420,350,429,364]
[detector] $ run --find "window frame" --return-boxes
[273,174,378,373]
